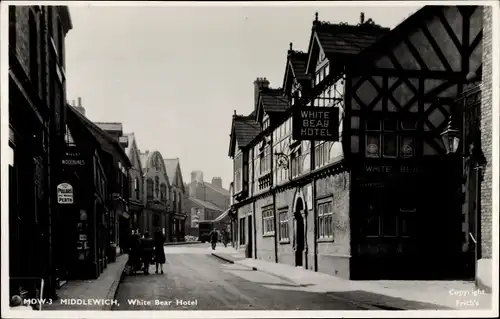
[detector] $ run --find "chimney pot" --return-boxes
[77,97,82,107]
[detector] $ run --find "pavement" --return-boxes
[42,254,128,311]
[113,243,369,310]
[211,246,494,311]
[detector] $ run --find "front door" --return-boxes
[247,215,253,258]
[295,213,304,267]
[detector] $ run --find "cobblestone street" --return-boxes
[113,244,365,310]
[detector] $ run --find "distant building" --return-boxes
[164,158,187,242]
[124,133,144,233]
[139,150,170,237]
[183,171,230,236]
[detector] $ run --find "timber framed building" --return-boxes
[228,6,486,280]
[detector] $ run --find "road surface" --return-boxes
[113,243,365,310]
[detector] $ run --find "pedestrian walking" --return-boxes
[153,228,166,274]
[222,229,229,247]
[140,231,154,275]
[209,228,218,250]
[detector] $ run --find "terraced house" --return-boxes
[228,5,487,281]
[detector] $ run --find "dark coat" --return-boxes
[140,238,154,262]
[153,232,166,264]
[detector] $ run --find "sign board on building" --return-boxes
[57,183,74,204]
[62,150,85,166]
[292,107,339,141]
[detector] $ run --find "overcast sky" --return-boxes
[65,3,422,189]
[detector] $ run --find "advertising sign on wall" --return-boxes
[292,107,339,141]
[57,183,74,204]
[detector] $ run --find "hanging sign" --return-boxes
[57,183,74,204]
[292,107,339,141]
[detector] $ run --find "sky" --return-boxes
[65,3,422,190]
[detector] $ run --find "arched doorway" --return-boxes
[294,198,305,267]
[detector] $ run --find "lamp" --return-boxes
[440,118,461,154]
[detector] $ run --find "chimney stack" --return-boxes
[211,177,223,189]
[73,96,86,116]
[253,77,270,112]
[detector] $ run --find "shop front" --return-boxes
[350,157,463,280]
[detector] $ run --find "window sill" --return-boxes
[279,240,290,245]
[317,237,335,243]
[263,232,275,238]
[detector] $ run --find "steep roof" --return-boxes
[230,114,260,153]
[164,158,179,186]
[67,106,131,167]
[140,152,149,171]
[94,122,123,132]
[305,18,390,74]
[289,50,309,81]
[188,197,224,212]
[205,182,230,197]
[124,132,143,175]
[315,23,389,56]
[260,88,289,114]
[124,133,134,157]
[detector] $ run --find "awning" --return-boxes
[213,208,231,223]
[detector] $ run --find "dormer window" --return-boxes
[262,115,270,131]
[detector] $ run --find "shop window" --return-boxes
[279,211,289,242]
[317,200,333,239]
[262,208,275,236]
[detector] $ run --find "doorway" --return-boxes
[294,198,305,267]
[247,215,253,259]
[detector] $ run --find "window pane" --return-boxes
[400,215,410,237]
[382,215,398,237]
[383,119,397,131]
[401,120,417,131]
[366,119,381,131]
[383,134,397,157]
[400,137,415,158]
[366,135,380,157]
[318,204,324,216]
[364,215,380,237]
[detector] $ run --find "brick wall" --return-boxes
[255,195,274,262]
[275,189,295,267]
[480,6,493,259]
[315,171,351,278]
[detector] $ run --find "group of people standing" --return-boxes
[127,228,166,275]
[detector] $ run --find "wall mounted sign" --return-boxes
[57,183,74,204]
[62,151,85,166]
[292,107,339,141]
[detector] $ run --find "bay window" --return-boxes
[234,153,243,193]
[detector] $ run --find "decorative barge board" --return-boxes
[344,5,483,280]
